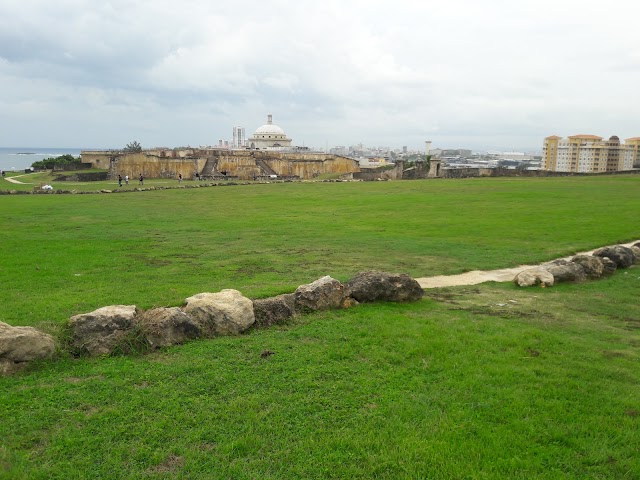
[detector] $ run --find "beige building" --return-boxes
[247,114,292,150]
[542,134,640,172]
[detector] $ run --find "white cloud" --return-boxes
[1,0,640,150]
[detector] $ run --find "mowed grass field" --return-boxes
[1,175,640,478]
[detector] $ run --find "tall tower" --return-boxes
[233,126,246,148]
[425,141,432,156]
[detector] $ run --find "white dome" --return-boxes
[254,124,285,135]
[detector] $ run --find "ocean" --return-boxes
[0,147,85,172]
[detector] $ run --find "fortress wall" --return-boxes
[217,151,359,180]
[264,154,359,178]
[217,154,261,179]
[83,149,360,180]
[112,154,207,179]
[81,151,115,170]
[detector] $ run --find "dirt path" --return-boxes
[416,240,639,288]
[3,173,34,184]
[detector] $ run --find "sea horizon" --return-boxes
[0,147,91,171]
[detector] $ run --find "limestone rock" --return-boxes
[601,257,618,276]
[571,255,605,279]
[68,305,138,356]
[513,267,555,287]
[253,294,296,328]
[592,246,635,269]
[346,271,424,302]
[184,289,255,336]
[294,276,346,312]
[138,307,201,348]
[542,259,586,283]
[630,246,640,265]
[0,322,56,375]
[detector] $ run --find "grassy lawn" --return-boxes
[1,170,189,192]
[1,277,639,478]
[1,175,639,329]
[1,175,640,478]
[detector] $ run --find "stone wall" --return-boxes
[443,167,640,179]
[54,172,109,182]
[83,149,360,181]
[110,154,208,180]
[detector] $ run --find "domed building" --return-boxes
[248,114,292,149]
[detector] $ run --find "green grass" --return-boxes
[1,170,192,192]
[1,175,640,478]
[1,176,639,329]
[1,276,639,478]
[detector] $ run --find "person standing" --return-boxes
[139,173,144,186]
[178,173,182,183]
[118,174,122,187]
[125,175,129,185]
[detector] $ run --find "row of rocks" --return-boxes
[514,244,640,287]
[0,182,247,196]
[1,271,423,375]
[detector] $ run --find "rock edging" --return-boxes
[1,271,423,376]
[514,243,640,287]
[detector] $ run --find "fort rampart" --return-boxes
[81,149,360,181]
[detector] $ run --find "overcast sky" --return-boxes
[1,0,639,152]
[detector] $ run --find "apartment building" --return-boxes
[542,134,639,172]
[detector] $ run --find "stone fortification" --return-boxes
[81,149,360,181]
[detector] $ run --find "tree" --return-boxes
[124,141,142,153]
[31,154,79,170]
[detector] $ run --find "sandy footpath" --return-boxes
[3,173,34,184]
[417,240,640,288]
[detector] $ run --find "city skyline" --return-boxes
[1,1,639,152]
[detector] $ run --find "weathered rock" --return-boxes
[184,289,255,336]
[513,267,555,287]
[253,294,296,328]
[294,276,346,312]
[346,271,424,302]
[600,257,617,276]
[542,260,586,283]
[592,246,635,269]
[630,246,640,265]
[138,307,201,348]
[68,305,138,356]
[0,322,56,375]
[571,255,605,279]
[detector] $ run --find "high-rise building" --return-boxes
[542,134,639,172]
[233,126,246,148]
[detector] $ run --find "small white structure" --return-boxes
[248,114,293,150]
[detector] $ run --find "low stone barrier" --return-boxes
[1,271,423,375]
[4,241,637,375]
[514,243,639,287]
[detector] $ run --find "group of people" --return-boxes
[116,174,145,187]
[117,174,129,187]
[115,173,196,187]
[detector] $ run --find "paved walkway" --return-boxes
[416,240,639,288]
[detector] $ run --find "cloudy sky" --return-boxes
[1,0,639,152]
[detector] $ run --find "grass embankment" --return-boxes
[1,176,639,478]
